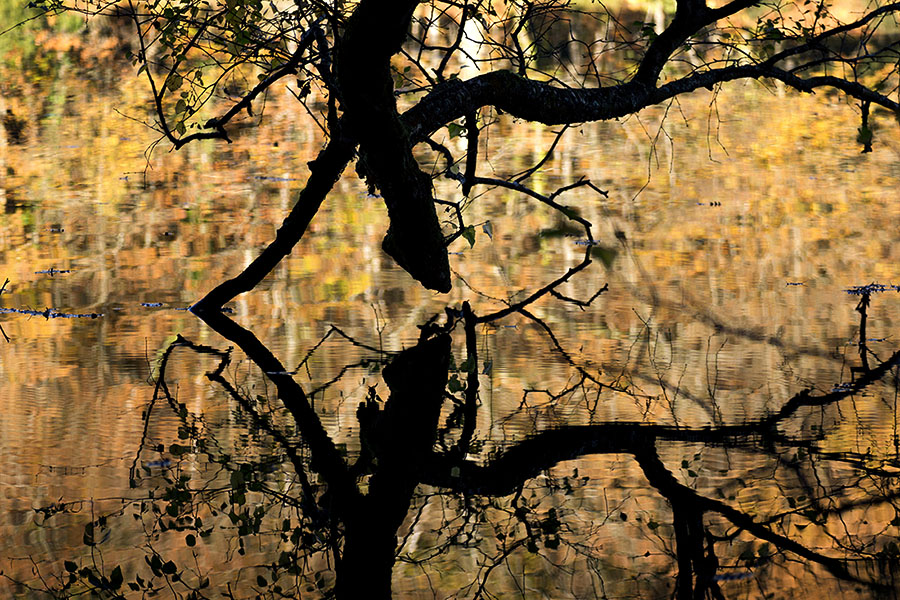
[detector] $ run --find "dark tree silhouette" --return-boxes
[23,283,900,599]
[24,0,900,307]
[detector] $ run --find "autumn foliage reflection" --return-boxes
[15,278,899,599]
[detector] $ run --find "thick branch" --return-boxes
[402,72,649,141]
[192,125,356,312]
[191,310,357,501]
[402,9,900,142]
[337,0,452,293]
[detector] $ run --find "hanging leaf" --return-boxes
[461,225,476,248]
[167,73,183,93]
[447,122,466,139]
[481,220,493,240]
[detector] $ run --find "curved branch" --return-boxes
[191,123,356,311]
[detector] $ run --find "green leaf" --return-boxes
[167,73,183,93]
[857,126,873,144]
[461,226,476,248]
[447,122,466,139]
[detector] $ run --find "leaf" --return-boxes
[448,375,464,393]
[110,566,123,590]
[481,220,493,240]
[185,534,196,547]
[83,523,95,546]
[257,575,268,587]
[447,122,466,139]
[857,126,873,144]
[64,561,77,573]
[166,73,183,93]
[461,226,476,248]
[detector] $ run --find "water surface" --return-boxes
[2,54,900,598]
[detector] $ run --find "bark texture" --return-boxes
[336,0,452,293]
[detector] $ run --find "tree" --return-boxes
[8,2,900,597]
[23,0,900,309]
[23,286,900,599]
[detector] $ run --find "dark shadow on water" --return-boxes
[15,286,900,599]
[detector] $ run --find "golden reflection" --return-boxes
[1,46,899,598]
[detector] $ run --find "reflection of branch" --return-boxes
[295,324,392,373]
[634,445,872,587]
[129,337,185,485]
[758,349,900,433]
[0,278,10,342]
[425,350,900,495]
[518,307,608,390]
[193,310,356,501]
[171,336,325,523]
[454,302,480,456]
[856,290,871,372]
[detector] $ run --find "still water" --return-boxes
[2,55,900,599]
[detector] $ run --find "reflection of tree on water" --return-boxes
[24,281,900,599]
